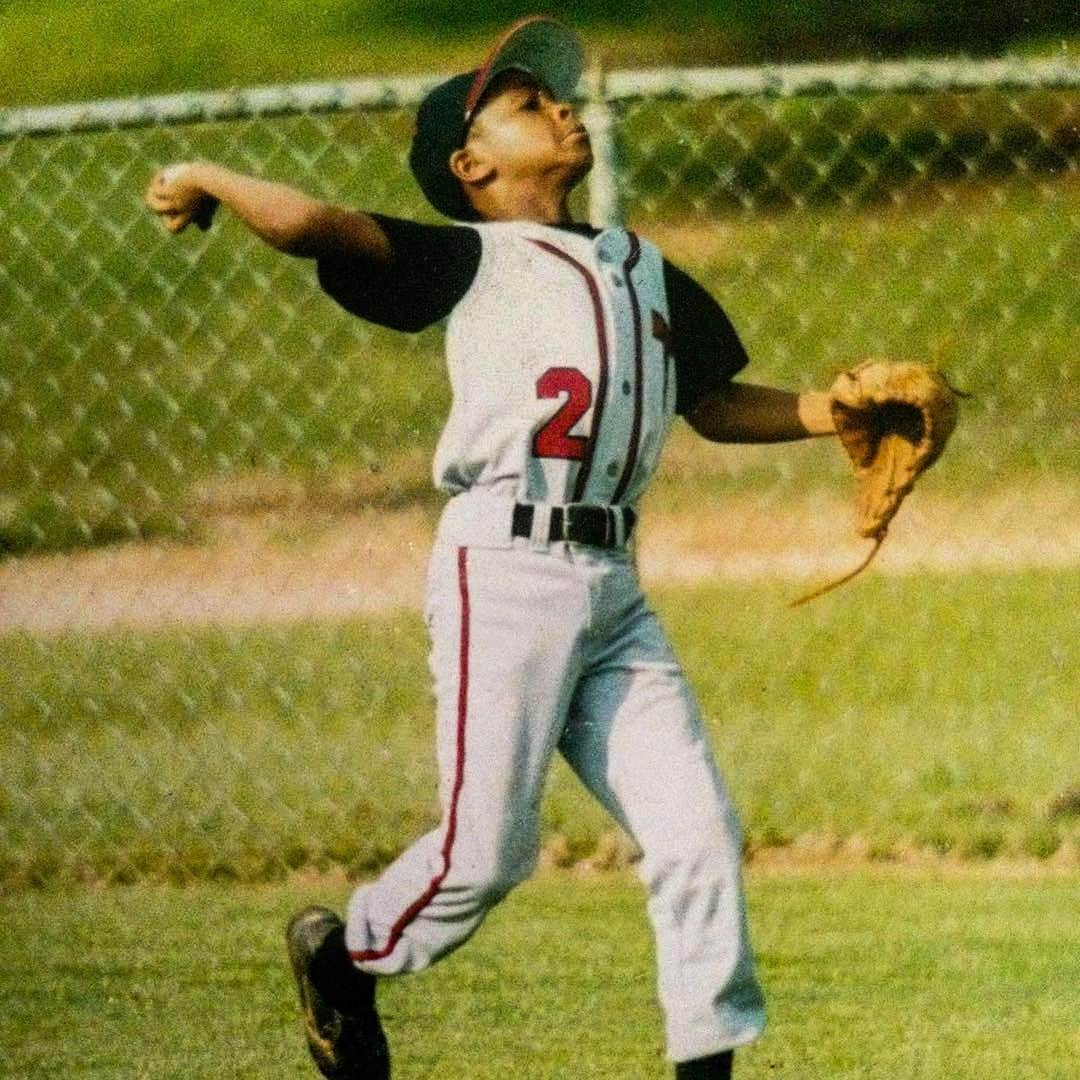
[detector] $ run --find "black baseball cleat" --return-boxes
[286,906,390,1079]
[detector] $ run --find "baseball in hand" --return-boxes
[145,162,219,233]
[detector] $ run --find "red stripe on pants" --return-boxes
[351,546,471,963]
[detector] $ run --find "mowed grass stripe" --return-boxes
[1,869,1077,1077]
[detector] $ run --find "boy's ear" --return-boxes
[449,146,495,187]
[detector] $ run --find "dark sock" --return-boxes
[675,1050,733,1080]
[311,924,373,1014]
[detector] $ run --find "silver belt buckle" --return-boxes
[559,505,574,543]
[529,503,553,551]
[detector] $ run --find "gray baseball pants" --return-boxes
[345,509,765,1062]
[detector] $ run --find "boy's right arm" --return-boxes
[144,162,392,262]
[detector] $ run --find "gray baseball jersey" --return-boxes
[437,221,672,504]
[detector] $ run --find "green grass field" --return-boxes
[2,869,1078,1077]
[3,567,1077,889]
[2,14,1076,1075]
[4,1,1074,107]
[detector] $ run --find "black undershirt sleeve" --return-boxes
[315,214,482,332]
[315,217,748,414]
[663,260,751,416]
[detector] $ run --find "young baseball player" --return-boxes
[147,17,840,1079]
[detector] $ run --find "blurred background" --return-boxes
[1,0,1077,889]
[3,0,1078,106]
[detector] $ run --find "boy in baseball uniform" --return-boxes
[147,17,840,1079]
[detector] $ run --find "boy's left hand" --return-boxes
[145,163,219,233]
[830,358,961,541]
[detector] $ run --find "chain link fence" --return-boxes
[2,58,1078,886]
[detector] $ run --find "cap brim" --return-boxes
[464,16,586,121]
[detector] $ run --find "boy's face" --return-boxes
[461,69,593,191]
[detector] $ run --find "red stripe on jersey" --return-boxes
[350,546,471,965]
[611,233,643,504]
[528,238,610,502]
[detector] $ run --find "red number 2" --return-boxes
[533,367,593,461]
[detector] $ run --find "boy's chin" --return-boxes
[567,154,594,184]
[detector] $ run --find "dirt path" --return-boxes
[1,485,1077,635]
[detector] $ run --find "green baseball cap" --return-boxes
[408,16,586,220]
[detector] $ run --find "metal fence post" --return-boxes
[583,63,623,228]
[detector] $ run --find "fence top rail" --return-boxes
[603,55,1080,100]
[2,55,1077,139]
[0,73,448,139]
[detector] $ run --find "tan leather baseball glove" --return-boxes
[793,359,960,605]
[831,359,960,541]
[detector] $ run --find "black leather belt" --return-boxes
[511,503,636,549]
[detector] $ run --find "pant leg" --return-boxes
[559,569,766,1062]
[346,542,587,975]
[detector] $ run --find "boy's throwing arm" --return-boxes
[144,162,392,262]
